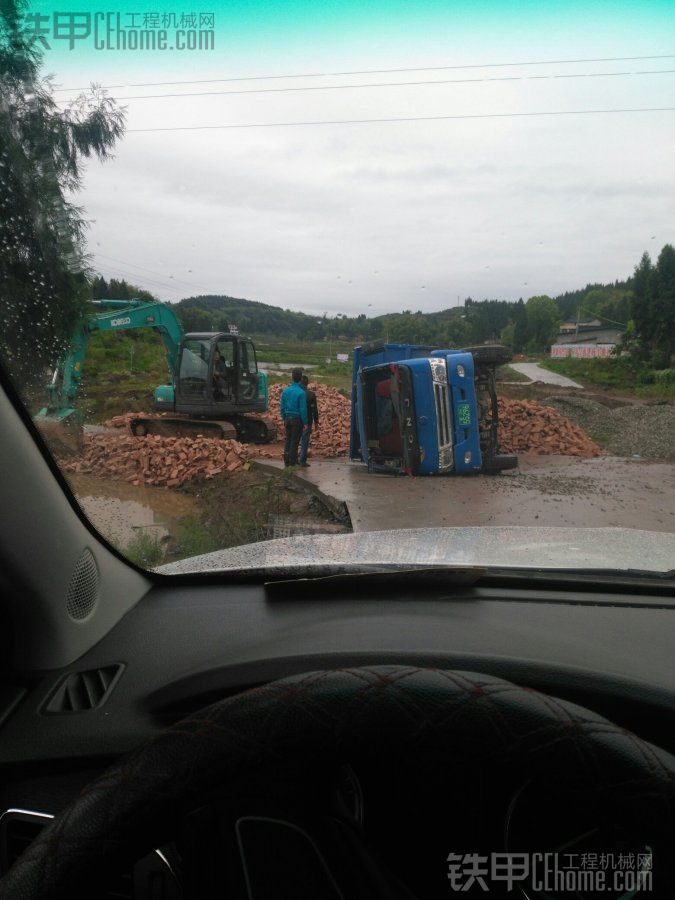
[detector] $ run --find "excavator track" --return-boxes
[129,417,237,441]
[129,414,277,443]
[229,414,277,444]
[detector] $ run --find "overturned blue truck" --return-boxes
[349,342,518,475]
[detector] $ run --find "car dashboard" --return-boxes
[1,576,674,898]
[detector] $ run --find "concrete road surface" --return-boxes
[510,362,583,388]
[271,456,675,534]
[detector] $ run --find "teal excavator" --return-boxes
[35,299,276,455]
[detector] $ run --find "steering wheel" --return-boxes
[1,666,674,898]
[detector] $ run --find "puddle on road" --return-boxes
[66,473,198,548]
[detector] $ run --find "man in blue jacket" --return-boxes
[280,368,308,467]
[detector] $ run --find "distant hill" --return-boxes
[175,294,385,341]
[93,246,660,353]
[176,294,323,337]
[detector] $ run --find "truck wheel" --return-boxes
[482,454,518,474]
[462,345,513,366]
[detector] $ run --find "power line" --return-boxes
[126,106,675,133]
[578,307,628,327]
[95,252,219,294]
[52,53,675,92]
[94,264,181,295]
[63,68,675,103]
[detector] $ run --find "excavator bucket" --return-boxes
[34,413,85,459]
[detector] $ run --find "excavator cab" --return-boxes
[149,331,275,443]
[174,333,264,415]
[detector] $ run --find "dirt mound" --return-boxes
[261,383,352,458]
[497,398,603,457]
[61,433,250,487]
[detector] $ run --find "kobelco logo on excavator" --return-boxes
[111,316,131,327]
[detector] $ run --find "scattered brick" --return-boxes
[61,433,250,486]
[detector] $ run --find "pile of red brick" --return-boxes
[496,399,602,457]
[61,433,250,486]
[264,383,352,458]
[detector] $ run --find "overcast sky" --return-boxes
[36,0,675,315]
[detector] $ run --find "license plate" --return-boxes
[457,403,471,426]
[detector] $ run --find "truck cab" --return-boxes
[350,341,517,475]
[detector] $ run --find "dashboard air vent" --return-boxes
[42,663,124,714]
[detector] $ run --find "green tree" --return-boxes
[630,252,654,361]
[444,316,470,347]
[500,322,515,349]
[0,0,125,387]
[178,306,213,333]
[581,287,631,327]
[512,299,528,352]
[651,244,675,367]
[524,295,559,351]
[92,276,109,300]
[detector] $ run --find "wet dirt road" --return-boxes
[267,456,675,534]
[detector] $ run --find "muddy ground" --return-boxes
[67,468,350,567]
[65,381,673,569]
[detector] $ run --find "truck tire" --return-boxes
[462,345,513,366]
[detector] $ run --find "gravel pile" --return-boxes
[602,405,675,459]
[543,397,675,459]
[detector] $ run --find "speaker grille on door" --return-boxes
[66,548,99,620]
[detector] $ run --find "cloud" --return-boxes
[75,57,674,315]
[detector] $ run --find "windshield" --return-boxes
[1,0,673,577]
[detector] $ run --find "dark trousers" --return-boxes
[283,417,304,466]
[299,423,312,464]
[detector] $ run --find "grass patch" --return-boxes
[180,470,298,552]
[172,515,218,559]
[250,336,355,366]
[267,361,352,393]
[540,357,674,400]
[496,365,530,383]
[123,530,165,568]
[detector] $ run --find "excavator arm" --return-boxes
[41,299,183,419]
[36,299,183,455]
